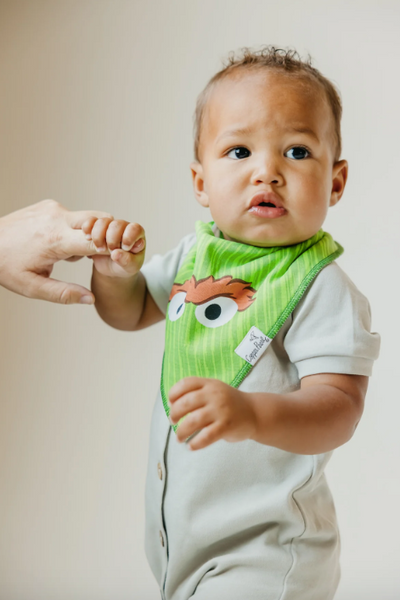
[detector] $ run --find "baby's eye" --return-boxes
[227,147,251,160]
[285,146,310,160]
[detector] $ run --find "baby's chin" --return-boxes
[221,231,283,247]
[221,229,318,248]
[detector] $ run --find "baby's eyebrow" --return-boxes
[287,126,319,141]
[216,126,253,143]
[216,125,320,144]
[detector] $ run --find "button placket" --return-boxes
[161,427,171,599]
[157,460,166,553]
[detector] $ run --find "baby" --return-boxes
[82,47,380,600]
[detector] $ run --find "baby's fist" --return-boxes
[82,217,146,278]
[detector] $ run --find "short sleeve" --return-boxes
[284,262,381,378]
[141,231,196,315]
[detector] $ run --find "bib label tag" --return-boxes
[234,326,272,366]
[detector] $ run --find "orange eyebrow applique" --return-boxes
[169,275,256,311]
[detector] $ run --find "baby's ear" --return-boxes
[330,160,348,207]
[190,162,209,208]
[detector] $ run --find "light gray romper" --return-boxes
[141,229,380,600]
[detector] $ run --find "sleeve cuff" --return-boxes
[295,355,376,379]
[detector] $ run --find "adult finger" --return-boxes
[65,256,84,262]
[67,210,114,229]
[58,228,111,257]
[26,272,95,305]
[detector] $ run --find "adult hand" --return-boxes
[0,199,113,304]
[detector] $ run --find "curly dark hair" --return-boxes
[193,46,342,162]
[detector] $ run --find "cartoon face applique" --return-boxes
[161,274,260,412]
[168,275,256,328]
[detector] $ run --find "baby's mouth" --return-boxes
[248,192,287,219]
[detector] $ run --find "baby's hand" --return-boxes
[82,217,145,278]
[168,377,257,451]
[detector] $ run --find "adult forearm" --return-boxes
[91,268,146,330]
[247,383,363,454]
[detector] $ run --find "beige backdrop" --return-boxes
[0,1,398,598]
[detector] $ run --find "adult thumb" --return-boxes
[26,273,95,305]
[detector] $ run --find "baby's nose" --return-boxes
[250,158,283,185]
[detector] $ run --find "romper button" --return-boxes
[157,462,163,480]
[159,530,165,547]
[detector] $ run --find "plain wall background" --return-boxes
[0,1,398,598]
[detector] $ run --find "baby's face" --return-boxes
[191,70,348,247]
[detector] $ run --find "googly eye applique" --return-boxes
[195,296,238,328]
[168,275,257,328]
[168,291,187,321]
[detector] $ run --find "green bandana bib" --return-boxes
[161,221,343,430]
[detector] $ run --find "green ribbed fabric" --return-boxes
[161,221,343,430]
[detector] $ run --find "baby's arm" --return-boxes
[168,373,367,454]
[82,217,164,330]
[246,372,367,453]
